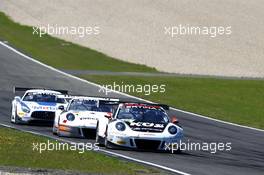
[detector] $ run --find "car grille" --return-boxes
[134,139,161,150]
[81,128,96,139]
[31,111,55,121]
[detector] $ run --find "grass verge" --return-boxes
[0,12,156,72]
[0,127,159,175]
[81,75,264,129]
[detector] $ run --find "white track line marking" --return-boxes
[1,41,262,133]
[0,123,190,175]
[99,149,191,175]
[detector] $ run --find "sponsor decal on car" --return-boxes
[124,103,161,109]
[80,117,97,120]
[17,112,25,117]
[129,122,165,132]
[130,122,165,128]
[32,106,56,110]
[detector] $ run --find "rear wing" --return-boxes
[99,99,120,105]
[68,95,119,102]
[118,101,170,110]
[13,86,68,94]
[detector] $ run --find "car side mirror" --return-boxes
[104,112,112,119]
[58,105,65,111]
[14,96,21,102]
[171,116,179,124]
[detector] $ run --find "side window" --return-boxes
[57,98,66,104]
[23,93,34,101]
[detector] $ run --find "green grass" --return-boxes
[0,127,159,175]
[81,75,264,129]
[0,12,156,72]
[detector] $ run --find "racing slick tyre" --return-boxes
[104,127,109,148]
[57,129,62,137]
[104,139,111,149]
[10,107,14,123]
[52,125,58,135]
[95,125,105,146]
[104,127,114,149]
[104,139,117,149]
[11,109,20,124]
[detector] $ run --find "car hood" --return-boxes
[69,111,107,120]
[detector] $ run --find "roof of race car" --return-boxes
[71,96,119,101]
[25,89,62,94]
[122,103,162,109]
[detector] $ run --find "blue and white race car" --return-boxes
[11,87,68,124]
[96,102,183,152]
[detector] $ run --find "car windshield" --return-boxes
[68,99,111,112]
[23,93,59,103]
[57,98,66,104]
[116,105,169,124]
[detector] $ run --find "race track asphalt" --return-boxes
[0,43,263,175]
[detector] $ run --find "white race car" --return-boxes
[96,103,183,151]
[11,87,68,124]
[53,96,119,138]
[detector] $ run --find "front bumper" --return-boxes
[107,134,182,151]
[57,125,96,138]
[17,111,55,123]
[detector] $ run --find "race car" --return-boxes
[11,87,68,124]
[53,96,119,138]
[96,102,183,151]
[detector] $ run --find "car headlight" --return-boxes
[21,103,30,113]
[115,122,126,131]
[66,113,75,121]
[168,126,177,135]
